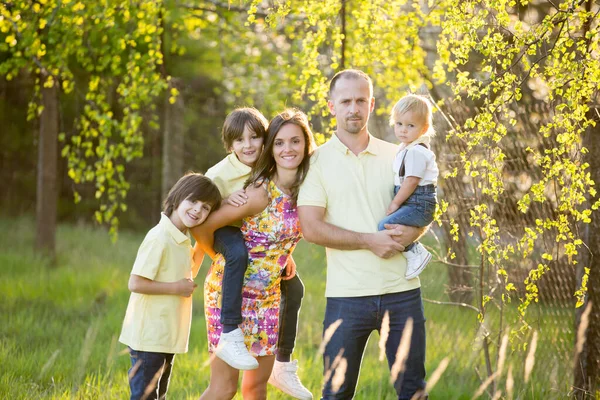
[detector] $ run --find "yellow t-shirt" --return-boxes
[205,153,252,198]
[119,214,195,354]
[298,134,421,298]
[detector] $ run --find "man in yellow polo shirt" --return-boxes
[298,69,428,399]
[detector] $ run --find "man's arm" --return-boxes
[299,205,425,259]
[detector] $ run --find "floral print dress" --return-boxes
[204,179,302,356]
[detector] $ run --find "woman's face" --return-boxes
[272,124,306,171]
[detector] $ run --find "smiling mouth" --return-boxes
[186,212,199,221]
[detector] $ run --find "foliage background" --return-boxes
[2,0,600,397]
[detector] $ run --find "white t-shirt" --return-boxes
[393,136,439,187]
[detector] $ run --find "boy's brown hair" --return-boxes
[221,107,269,151]
[163,173,222,217]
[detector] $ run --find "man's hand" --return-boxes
[282,256,297,280]
[174,278,198,297]
[365,230,405,259]
[226,189,248,207]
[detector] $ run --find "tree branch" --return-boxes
[422,298,480,313]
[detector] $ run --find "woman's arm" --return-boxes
[190,184,269,259]
[191,243,205,278]
[386,176,420,215]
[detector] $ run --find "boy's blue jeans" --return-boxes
[214,226,304,356]
[378,185,437,251]
[128,348,175,400]
[321,289,427,400]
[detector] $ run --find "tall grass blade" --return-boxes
[38,349,60,381]
[524,331,538,383]
[378,311,390,362]
[389,317,413,385]
[319,318,342,356]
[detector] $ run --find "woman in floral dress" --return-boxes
[192,109,315,400]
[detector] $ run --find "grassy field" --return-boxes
[0,216,576,399]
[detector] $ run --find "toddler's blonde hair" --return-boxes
[390,94,435,138]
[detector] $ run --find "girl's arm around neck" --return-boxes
[190,183,269,259]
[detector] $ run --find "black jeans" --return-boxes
[128,348,175,400]
[214,226,304,354]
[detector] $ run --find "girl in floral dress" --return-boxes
[192,109,315,400]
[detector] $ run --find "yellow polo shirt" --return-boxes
[119,213,195,354]
[298,134,421,297]
[205,153,251,197]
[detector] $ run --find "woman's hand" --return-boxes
[282,255,297,280]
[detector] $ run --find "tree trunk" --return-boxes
[35,74,59,261]
[161,78,185,199]
[340,0,346,70]
[575,114,600,398]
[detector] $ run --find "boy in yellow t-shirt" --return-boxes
[119,173,221,400]
[204,108,312,399]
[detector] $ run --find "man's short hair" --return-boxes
[329,69,373,98]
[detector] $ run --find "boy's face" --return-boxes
[231,125,264,167]
[393,110,428,144]
[170,197,212,231]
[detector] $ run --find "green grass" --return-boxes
[0,216,576,399]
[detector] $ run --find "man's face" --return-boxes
[328,77,375,135]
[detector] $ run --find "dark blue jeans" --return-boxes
[321,289,427,400]
[378,185,437,251]
[128,348,175,400]
[214,226,304,354]
[214,226,248,326]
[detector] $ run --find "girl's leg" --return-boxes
[277,273,304,361]
[212,226,258,370]
[200,356,240,400]
[213,226,248,330]
[241,355,275,400]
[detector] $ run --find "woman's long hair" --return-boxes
[245,109,316,201]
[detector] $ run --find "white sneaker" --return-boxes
[269,360,313,400]
[214,328,259,370]
[404,243,432,280]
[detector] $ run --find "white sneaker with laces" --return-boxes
[404,243,432,280]
[269,360,313,400]
[214,328,259,370]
